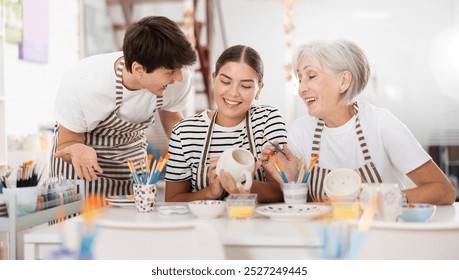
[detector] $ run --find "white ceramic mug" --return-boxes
[216,148,255,191]
[379,183,403,221]
[359,183,402,221]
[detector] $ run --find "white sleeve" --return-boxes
[160,66,192,112]
[287,117,311,159]
[53,75,88,133]
[380,111,431,174]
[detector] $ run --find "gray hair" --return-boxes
[292,40,370,105]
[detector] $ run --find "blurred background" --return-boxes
[0,0,458,191]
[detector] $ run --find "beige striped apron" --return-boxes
[308,103,382,202]
[195,110,262,199]
[50,59,162,203]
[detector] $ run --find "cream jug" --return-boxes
[216,148,255,191]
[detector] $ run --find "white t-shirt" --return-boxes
[288,101,431,187]
[54,51,192,133]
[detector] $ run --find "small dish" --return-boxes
[400,203,436,222]
[105,195,134,203]
[157,205,190,215]
[256,203,331,221]
[188,200,225,219]
[106,201,135,207]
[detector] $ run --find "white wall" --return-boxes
[5,0,80,137]
[4,0,459,150]
[214,0,459,148]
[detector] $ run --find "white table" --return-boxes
[23,202,459,260]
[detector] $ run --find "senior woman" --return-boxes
[261,39,456,205]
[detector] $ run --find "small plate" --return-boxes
[157,205,190,215]
[256,203,331,221]
[107,201,135,207]
[105,195,134,203]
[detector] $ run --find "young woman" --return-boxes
[165,45,287,203]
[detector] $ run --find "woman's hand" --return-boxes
[53,143,103,181]
[207,157,224,199]
[260,142,298,184]
[218,170,250,194]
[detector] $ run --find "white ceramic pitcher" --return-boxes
[216,148,255,191]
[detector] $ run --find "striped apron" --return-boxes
[307,103,382,202]
[195,110,262,199]
[50,59,163,204]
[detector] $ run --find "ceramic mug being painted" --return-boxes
[216,148,255,191]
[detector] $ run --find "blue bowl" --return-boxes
[400,203,436,222]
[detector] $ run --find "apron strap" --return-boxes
[115,60,124,109]
[196,108,260,191]
[196,110,218,190]
[245,109,263,181]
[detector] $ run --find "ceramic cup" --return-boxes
[133,184,157,213]
[216,148,255,191]
[282,182,308,204]
[324,168,361,201]
[359,183,402,221]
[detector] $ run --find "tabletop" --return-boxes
[22,202,459,260]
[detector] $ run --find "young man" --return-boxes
[51,16,196,199]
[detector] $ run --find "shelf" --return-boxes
[0,180,85,259]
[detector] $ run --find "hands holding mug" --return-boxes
[209,148,258,195]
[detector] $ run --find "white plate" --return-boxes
[157,205,190,215]
[256,203,331,221]
[105,195,134,203]
[107,201,135,207]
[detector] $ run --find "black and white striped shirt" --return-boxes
[165,105,287,191]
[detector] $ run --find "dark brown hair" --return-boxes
[123,16,197,73]
[215,45,264,85]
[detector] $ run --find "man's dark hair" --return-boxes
[123,16,197,73]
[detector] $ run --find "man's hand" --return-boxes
[54,143,103,181]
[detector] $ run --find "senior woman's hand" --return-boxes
[260,142,299,184]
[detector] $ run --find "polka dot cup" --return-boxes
[133,184,157,213]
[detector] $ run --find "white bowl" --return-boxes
[324,168,361,199]
[188,200,226,219]
[400,203,436,222]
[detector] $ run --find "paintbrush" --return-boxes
[260,133,287,157]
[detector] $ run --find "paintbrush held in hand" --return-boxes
[260,133,287,157]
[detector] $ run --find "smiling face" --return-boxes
[297,57,353,127]
[130,61,183,96]
[142,67,183,96]
[213,62,262,127]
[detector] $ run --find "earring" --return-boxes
[255,96,259,100]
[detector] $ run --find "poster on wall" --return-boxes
[18,0,49,63]
[4,0,23,44]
